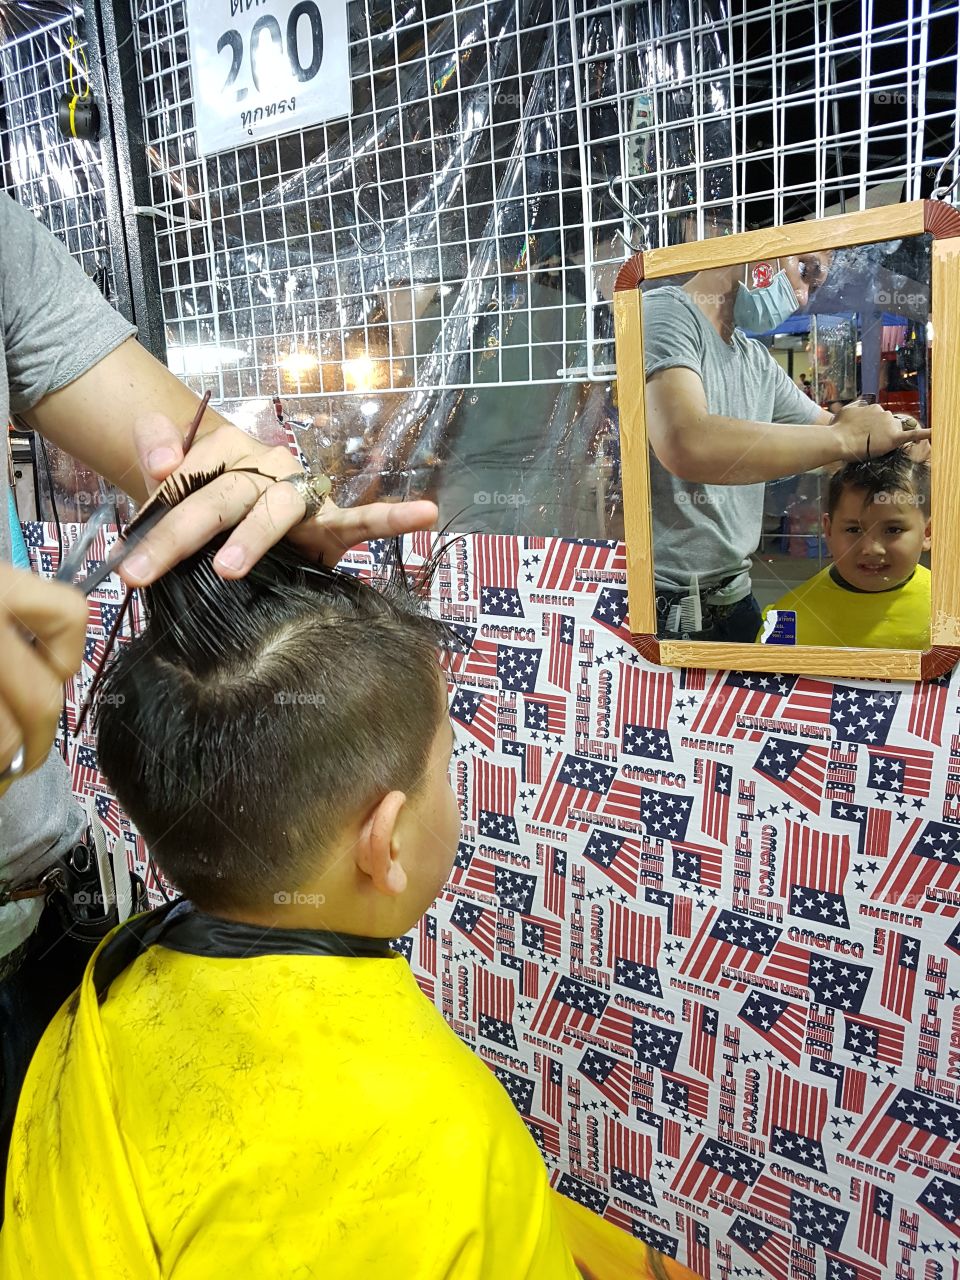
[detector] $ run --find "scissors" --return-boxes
[52,501,167,597]
[0,392,212,787]
[0,504,167,787]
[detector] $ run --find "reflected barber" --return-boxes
[641,249,930,642]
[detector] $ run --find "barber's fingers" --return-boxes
[213,490,440,576]
[897,427,933,445]
[123,470,440,583]
[211,478,313,577]
[0,571,87,680]
[0,694,21,778]
[120,447,297,585]
[0,634,65,775]
[0,570,87,775]
[870,424,931,459]
[905,438,932,463]
[278,498,440,571]
[835,402,932,459]
[132,411,187,486]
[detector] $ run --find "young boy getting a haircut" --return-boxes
[1,474,688,1279]
[759,449,931,649]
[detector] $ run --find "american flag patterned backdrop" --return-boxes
[26,518,960,1278]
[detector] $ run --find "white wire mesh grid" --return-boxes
[129,0,593,401]
[126,0,960,398]
[0,11,122,302]
[579,0,960,377]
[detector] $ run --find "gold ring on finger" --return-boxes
[278,472,332,522]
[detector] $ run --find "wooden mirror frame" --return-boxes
[613,199,960,680]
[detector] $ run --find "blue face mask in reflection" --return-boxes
[732,267,799,333]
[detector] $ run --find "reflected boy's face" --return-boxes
[824,487,931,592]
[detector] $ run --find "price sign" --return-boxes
[184,0,351,157]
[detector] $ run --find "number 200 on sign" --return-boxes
[217,0,324,100]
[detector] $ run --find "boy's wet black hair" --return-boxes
[827,447,931,520]
[95,469,463,913]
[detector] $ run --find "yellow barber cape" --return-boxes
[0,912,690,1280]
[758,563,930,649]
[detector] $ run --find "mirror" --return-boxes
[613,201,960,680]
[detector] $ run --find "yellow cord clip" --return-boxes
[68,35,89,136]
[58,35,99,141]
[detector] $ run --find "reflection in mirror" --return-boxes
[641,234,932,649]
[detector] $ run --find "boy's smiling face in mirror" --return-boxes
[824,486,931,592]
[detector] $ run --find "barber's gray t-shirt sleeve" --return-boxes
[641,287,706,379]
[1,193,135,414]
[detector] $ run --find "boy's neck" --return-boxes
[829,564,916,595]
[212,892,414,940]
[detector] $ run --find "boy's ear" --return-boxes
[822,513,832,537]
[354,791,408,897]
[923,518,932,552]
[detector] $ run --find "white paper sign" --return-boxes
[184,0,351,157]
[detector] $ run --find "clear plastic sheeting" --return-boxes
[0,2,74,44]
[611,0,735,245]
[9,0,954,536]
[0,5,117,295]
[579,0,734,376]
[0,5,131,524]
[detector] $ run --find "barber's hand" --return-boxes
[0,566,86,785]
[894,415,932,463]
[832,400,931,463]
[119,413,438,586]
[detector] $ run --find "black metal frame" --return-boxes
[82,0,166,362]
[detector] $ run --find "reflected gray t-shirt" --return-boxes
[642,285,821,600]
[0,193,135,956]
[435,281,598,536]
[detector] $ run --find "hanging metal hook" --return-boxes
[932,139,960,200]
[349,182,387,253]
[607,179,648,253]
[613,228,644,254]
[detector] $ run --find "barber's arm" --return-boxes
[24,335,438,586]
[645,366,930,484]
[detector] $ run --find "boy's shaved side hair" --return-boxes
[827,447,931,519]
[95,470,462,913]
